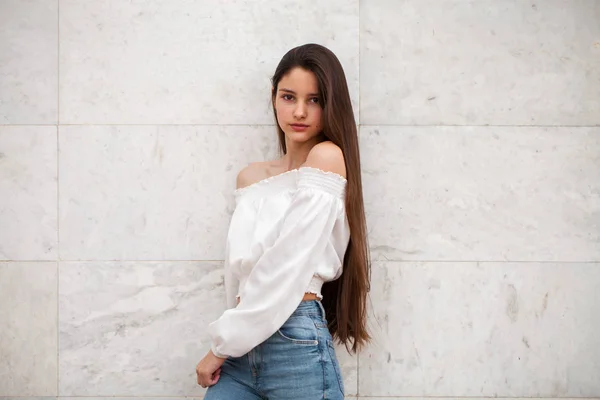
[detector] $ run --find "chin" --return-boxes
[285,130,320,143]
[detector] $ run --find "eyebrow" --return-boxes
[279,88,320,97]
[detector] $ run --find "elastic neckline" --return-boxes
[234,166,347,197]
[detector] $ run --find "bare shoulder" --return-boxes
[236,161,269,190]
[304,141,346,178]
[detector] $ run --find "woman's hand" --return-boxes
[196,350,226,388]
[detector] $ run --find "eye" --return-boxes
[282,94,294,101]
[310,97,320,104]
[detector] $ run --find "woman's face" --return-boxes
[274,67,323,145]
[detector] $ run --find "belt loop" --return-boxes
[317,300,326,321]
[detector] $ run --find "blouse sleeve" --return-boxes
[208,167,346,358]
[223,246,239,310]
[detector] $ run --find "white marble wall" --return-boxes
[1,0,598,399]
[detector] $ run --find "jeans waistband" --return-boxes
[291,299,326,320]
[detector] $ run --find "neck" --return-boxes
[282,136,322,170]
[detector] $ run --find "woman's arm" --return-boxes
[208,142,347,358]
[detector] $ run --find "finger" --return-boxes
[198,372,208,387]
[202,373,213,385]
[210,370,221,385]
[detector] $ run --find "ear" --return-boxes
[271,86,277,110]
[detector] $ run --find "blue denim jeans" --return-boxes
[204,300,344,399]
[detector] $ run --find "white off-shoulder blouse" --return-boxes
[208,166,351,358]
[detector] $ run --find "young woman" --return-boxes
[196,43,371,399]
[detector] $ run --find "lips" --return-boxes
[290,123,309,132]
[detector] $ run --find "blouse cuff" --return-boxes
[210,344,228,359]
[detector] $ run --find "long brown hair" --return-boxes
[271,44,371,353]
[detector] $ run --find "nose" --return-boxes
[293,102,307,119]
